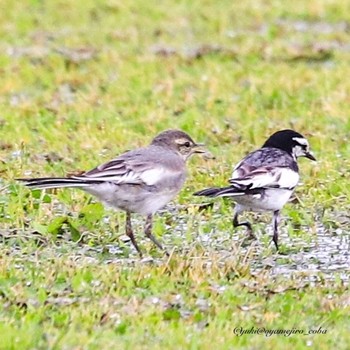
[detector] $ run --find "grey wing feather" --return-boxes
[75,146,184,186]
[230,148,299,190]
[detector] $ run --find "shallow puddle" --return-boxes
[3,203,350,284]
[158,205,350,284]
[269,224,350,283]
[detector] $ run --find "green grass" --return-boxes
[1,0,350,348]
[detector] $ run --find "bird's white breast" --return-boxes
[234,188,294,212]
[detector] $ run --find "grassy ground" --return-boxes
[1,0,350,348]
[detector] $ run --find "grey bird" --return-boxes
[194,129,316,250]
[18,129,205,256]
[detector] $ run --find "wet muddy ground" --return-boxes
[5,202,346,285]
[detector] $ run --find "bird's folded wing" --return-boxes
[74,157,180,186]
[230,166,299,190]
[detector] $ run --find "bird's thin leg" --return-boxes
[233,211,255,239]
[144,214,169,256]
[272,210,280,250]
[125,211,142,257]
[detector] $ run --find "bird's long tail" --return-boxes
[193,186,245,198]
[16,177,101,190]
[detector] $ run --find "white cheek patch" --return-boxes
[292,145,304,157]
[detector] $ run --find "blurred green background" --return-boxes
[0,0,349,349]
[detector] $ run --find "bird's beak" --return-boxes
[305,151,316,161]
[192,143,206,154]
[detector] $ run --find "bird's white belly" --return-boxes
[84,182,180,215]
[234,188,293,212]
[137,192,178,215]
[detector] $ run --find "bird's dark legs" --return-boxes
[233,212,255,239]
[272,210,280,250]
[125,211,142,257]
[125,213,169,257]
[144,214,169,256]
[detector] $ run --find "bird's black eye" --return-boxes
[184,141,191,147]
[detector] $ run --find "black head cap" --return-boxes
[262,129,304,151]
[262,129,316,160]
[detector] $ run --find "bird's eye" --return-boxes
[184,141,191,147]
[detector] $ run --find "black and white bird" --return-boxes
[18,129,205,256]
[194,129,316,249]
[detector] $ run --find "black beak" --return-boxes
[305,151,316,161]
[192,143,206,154]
